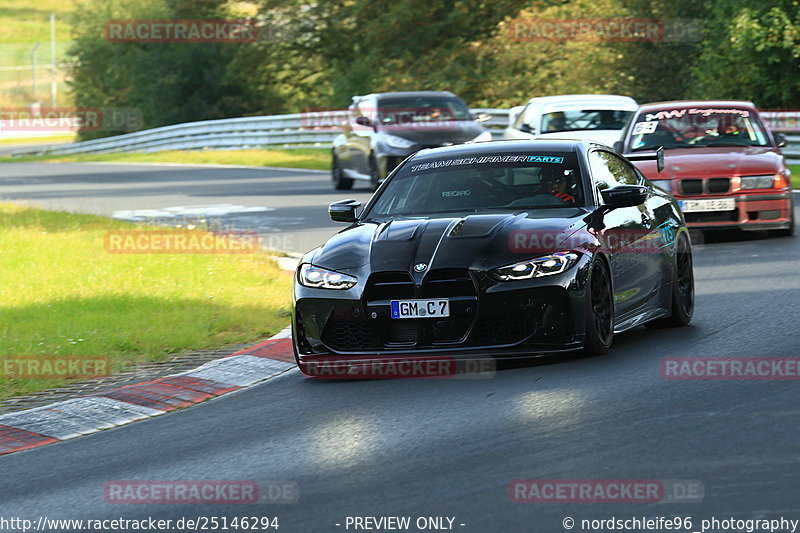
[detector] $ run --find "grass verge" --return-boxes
[0,148,331,171]
[0,134,76,145]
[0,203,294,401]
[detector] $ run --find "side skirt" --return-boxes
[342,168,372,182]
[614,307,670,333]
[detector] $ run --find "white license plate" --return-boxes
[390,299,450,319]
[679,198,736,213]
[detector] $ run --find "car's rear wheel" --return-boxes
[583,259,613,356]
[332,153,353,190]
[647,235,694,328]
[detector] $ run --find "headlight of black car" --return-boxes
[490,252,580,281]
[298,264,358,289]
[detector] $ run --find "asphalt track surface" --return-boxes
[0,162,377,254]
[1,162,800,532]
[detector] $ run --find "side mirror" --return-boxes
[474,112,491,123]
[519,123,534,134]
[612,141,624,152]
[601,185,649,208]
[774,132,787,148]
[329,199,362,223]
[354,116,372,127]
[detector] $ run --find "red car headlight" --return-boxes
[738,174,782,190]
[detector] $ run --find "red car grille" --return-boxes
[680,177,731,195]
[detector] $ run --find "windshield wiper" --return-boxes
[629,146,674,152]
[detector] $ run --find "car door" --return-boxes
[602,151,668,308]
[634,165,682,291]
[588,149,659,316]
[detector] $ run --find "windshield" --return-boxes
[629,107,770,150]
[376,96,473,125]
[540,109,633,133]
[366,152,584,217]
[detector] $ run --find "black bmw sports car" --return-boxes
[292,140,694,375]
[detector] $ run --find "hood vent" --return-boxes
[448,220,465,236]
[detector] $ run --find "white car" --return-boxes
[502,94,638,146]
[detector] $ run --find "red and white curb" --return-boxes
[0,327,295,455]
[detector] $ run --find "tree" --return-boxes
[67,0,282,138]
[688,1,800,108]
[259,0,532,107]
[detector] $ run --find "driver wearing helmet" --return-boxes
[599,110,620,129]
[544,112,567,133]
[540,167,575,204]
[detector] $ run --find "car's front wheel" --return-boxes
[368,154,381,190]
[332,153,353,190]
[583,259,614,356]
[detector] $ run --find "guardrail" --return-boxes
[10,108,800,164]
[781,137,800,163]
[10,109,511,157]
[761,112,800,164]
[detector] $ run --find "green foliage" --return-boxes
[67,0,285,139]
[62,0,800,136]
[613,0,709,103]
[482,0,629,107]
[689,1,800,108]
[251,0,535,107]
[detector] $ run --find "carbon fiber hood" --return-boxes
[311,209,589,272]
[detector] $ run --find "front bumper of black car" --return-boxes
[292,257,593,364]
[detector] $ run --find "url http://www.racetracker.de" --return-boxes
[563,516,800,532]
[0,516,281,532]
